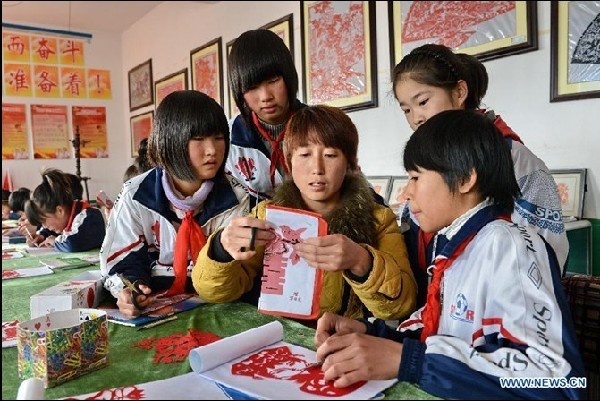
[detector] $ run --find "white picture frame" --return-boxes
[550,168,587,219]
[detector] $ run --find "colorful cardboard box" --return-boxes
[30,270,105,319]
[17,308,109,387]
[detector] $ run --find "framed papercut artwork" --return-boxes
[154,68,188,108]
[128,59,153,112]
[366,176,392,201]
[387,176,409,212]
[130,111,153,158]
[550,1,600,102]
[388,1,538,69]
[226,38,240,119]
[190,37,224,107]
[551,169,587,219]
[300,1,378,112]
[261,14,295,62]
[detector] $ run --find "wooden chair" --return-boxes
[561,274,600,399]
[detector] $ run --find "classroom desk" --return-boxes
[2,251,438,400]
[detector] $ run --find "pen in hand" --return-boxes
[24,227,40,248]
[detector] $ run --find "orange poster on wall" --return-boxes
[30,104,70,159]
[4,63,32,97]
[31,35,58,64]
[33,65,60,98]
[87,69,112,99]
[2,103,30,160]
[2,32,30,63]
[72,106,108,158]
[59,38,84,66]
[61,66,87,99]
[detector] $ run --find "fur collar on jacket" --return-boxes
[271,174,377,247]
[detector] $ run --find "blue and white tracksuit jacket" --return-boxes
[100,168,250,298]
[54,200,105,252]
[403,114,569,307]
[225,114,287,200]
[367,203,584,400]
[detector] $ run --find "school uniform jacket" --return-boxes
[100,168,250,299]
[367,203,584,400]
[403,113,570,307]
[225,101,307,200]
[192,176,417,321]
[54,200,105,252]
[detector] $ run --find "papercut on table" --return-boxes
[62,372,257,400]
[132,328,221,364]
[189,321,396,400]
[103,295,204,327]
[2,265,54,280]
[2,320,19,348]
[258,205,327,320]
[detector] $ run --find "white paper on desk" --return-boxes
[190,321,396,400]
[2,265,54,280]
[62,372,257,400]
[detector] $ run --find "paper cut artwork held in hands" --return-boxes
[258,205,327,320]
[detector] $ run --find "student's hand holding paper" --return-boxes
[316,326,402,388]
[117,283,152,318]
[220,216,274,260]
[314,312,367,347]
[294,234,372,277]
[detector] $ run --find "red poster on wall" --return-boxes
[72,106,108,158]
[30,104,70,159]
[2,103,29,160]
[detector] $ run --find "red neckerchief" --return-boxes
[417,231,435,271]
[420,215,512,341]
[64,200,90,231]
[251,111,289,186]
[478,109,523,144]
[165,210,206,296]
[420,233,476,341]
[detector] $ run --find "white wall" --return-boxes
[4,1,599,217]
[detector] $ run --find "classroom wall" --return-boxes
[3,1,599,220]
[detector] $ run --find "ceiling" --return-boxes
[1,1,164,33]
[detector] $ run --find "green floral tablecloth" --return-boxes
[2,251,438,400]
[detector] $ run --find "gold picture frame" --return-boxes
[130,111,153,158]
[550,1,600,102]
[300,1,378,112]
[190,37,224,107]
[388,1,538,69]
[154,68,188,108]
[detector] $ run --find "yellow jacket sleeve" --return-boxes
[344,204,417,320]
[192,203,267,303]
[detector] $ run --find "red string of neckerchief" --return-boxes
[251,112,289,187]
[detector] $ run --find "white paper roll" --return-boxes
[189,321,283,373]
[16,378,45,400]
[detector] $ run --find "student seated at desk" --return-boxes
[100,90,249,319]
[193,105,417,321]
[24,168,105,252]
[312,110,584,400]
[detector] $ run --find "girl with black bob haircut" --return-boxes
[403,110,520,214]
[312,110,584,400]
[24,168,105,251]
[392,44,569,306]
[100,90,249,319]
[226,29,305,200]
